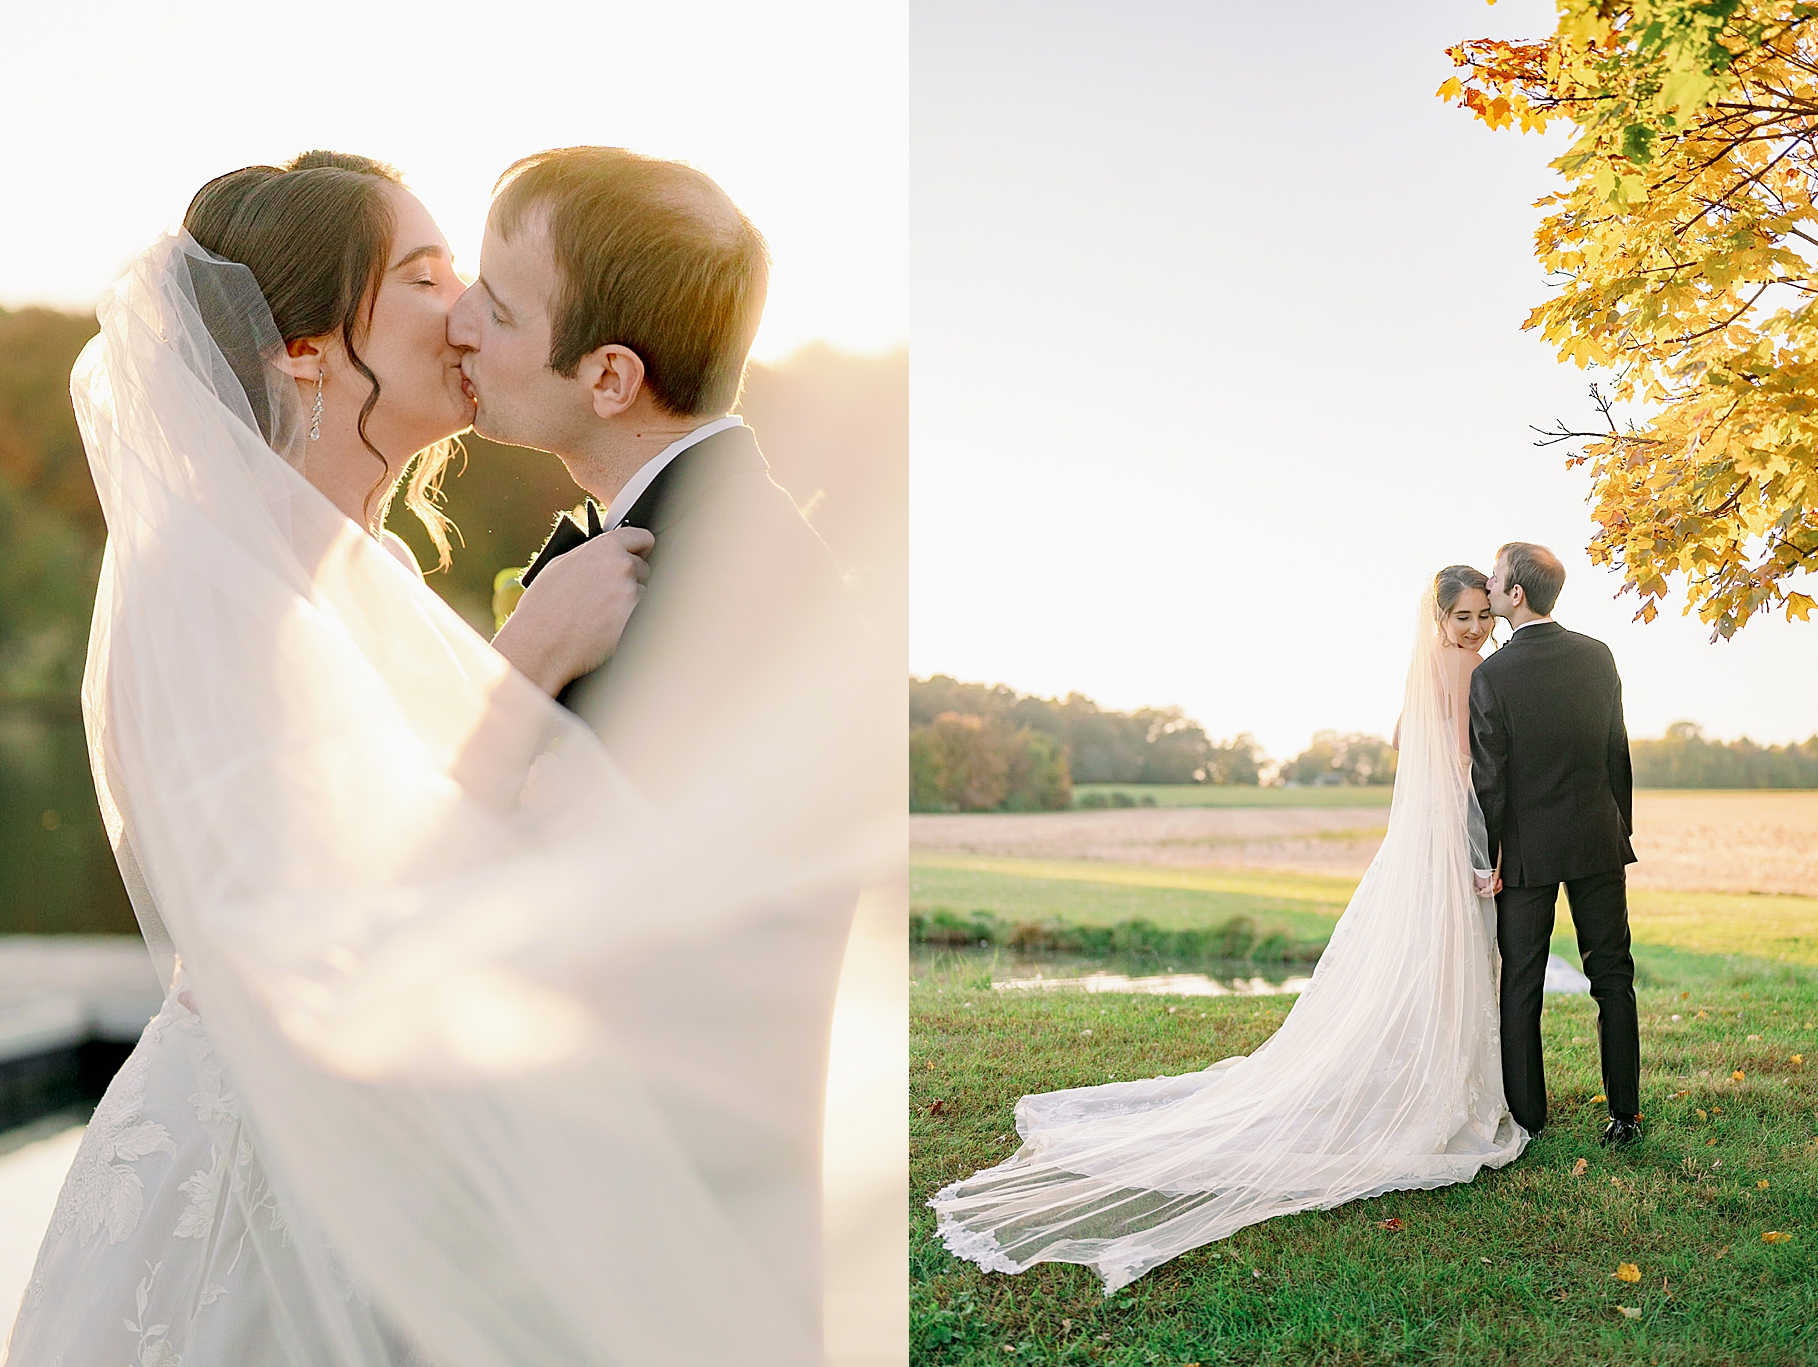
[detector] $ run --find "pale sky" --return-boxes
[0,0,907,364]
[910,0,1818,761]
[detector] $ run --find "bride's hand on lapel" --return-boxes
[493,526,655,695]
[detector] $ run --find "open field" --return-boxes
[916,790,1818,895]
[1072,785,1395,809]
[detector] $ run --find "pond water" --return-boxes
[913,947,1593,997]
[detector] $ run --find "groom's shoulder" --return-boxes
[1558,625,1618,668]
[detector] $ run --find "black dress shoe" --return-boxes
[1600,1116,1642,1147]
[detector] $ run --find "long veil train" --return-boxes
[929,592,1526,1293]
[6,234,894,1366]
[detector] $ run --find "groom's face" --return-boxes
[1486,556,1517,618]
[447,208,587,453]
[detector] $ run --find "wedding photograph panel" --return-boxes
[0,2,906,1366]
[911,1,1818,1363]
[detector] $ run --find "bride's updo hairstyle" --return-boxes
[1434,564,1490,627]
[181,150,457,567]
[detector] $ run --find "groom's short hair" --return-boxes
[491,147,769,416]
[1498,542,1566,616]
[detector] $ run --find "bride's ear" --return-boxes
[273,335,333,382]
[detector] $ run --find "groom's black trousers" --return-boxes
[1496,867,1640,1133]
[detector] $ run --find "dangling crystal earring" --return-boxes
[309,370,324,441]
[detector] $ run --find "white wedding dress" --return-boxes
[4,235,892,1366]
[930,605,1527,1293]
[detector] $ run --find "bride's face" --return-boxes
[1442,588,1494,652]
[331,185,476,462]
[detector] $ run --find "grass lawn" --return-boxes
[911,860,1818,1365]
[1073,786,1395,810]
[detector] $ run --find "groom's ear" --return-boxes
[577,343,646,420]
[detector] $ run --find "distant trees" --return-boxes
[909,676,1261,787]
[1632,722,1818,788]
[909,712,1071,812]
[1282,731,1398,787]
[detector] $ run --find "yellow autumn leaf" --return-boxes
[1571,1157,1588,1177]
[1591,1094,1607,1103]
[1763,1231,1793,1244]
[1615,1262,1641,1283]
[1617,1306,1642,1320]
[1732,1070,1746,1082]
[1758,1180,1770,1190]
[1793,1054,1804,1065]
[1436,76,1464,101]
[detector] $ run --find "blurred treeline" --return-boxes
[910,675,1268,812]
[1632,722,1818,787]
[0,303,905,934]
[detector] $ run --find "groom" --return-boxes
[1469,542,1641,1147]
[448,148,884,1350]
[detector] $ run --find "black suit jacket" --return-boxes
[534,424,889,1332]
[1469,621,1635,887]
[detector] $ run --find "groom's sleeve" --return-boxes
[1468,669,1507,869]
[1607,667,1634,835]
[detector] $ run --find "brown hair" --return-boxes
[1497,541,1566,616]
[183,150,458,569]
[1434,564,1490,618]
[490,147,769,416]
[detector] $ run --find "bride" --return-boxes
[930,565,1528,1293]
[5,152,855,1366]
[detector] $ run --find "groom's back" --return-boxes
[1472,624,1634,886]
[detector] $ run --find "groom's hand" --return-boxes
[492,527,655,696]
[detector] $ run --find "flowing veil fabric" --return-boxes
[6,235,894,1366]
[929,593,1526,1293]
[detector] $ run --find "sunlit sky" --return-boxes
[911,0,1818,761]
[0,0,907,364]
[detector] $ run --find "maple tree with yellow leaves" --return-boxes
[1443,0,1818,637]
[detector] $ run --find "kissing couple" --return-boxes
[933,544,1639,1293]
[7,149,888,1366]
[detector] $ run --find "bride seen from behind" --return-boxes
[930,565,1527,1294]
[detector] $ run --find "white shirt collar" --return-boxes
[1510,616,1555,635]
[603,415,744,528]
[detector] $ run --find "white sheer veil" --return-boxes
[70,232,893,1365]
[928,582,1523,1293]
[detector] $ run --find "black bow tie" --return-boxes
[520,498,607,588]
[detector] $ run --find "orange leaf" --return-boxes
[1380,1217,1405,1232]
[1763,1231,1794,1244]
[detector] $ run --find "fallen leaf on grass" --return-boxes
[1763,1231,1794,1244]
[1571,1158,1589,1177]
[1748,1034,1762,1042]
[1733,1070,1747,1082]
[1592,1094,1607,1103]
[1669,1089,1690,1099]
[1696,1010,1708,1020]
[928,1099,946,1116]
[1379,1218,1404,1231]
[1479,1257,1492,1265]
[1061,1319,1072,1334]
[1715,1245,1730,1259]
[1614,1263,1641,1283]
[1794,1054,1805,1066]
[1697,1109,1708,1121]
[1617,1306,1641,1320]
[1758,1180,1770,1190]
[1707,1137,1718,1147]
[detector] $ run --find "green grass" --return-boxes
[1071,785,1395,809]
[912,858,1354,944]
[910,860,1818,1365]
